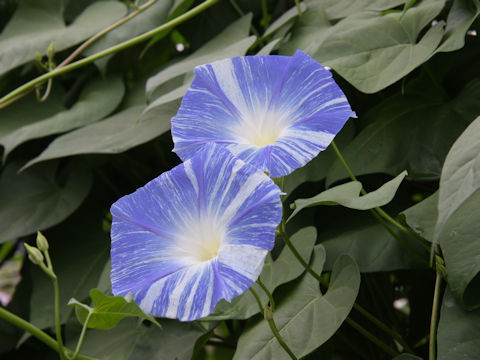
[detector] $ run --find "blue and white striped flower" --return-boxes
[110,144,282,321]
[171,50,355,178]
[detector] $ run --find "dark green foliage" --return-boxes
[234,249,360,359]
[0,0,479,359]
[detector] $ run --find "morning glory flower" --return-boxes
[110,144,282,321]
[171,50,355,178]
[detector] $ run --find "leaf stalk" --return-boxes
[294,0,302,16]
[345,318,399,357]
[71,311,92,360]
[429,257,443,360]
[330,140,430,253]
[256,277,275,311]
[279,220,412,355]
[43,249,67,360]
[249,287,297,360]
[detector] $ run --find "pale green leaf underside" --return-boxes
[326,79,480,185]
[234,249,360,360]
[0,77,125,159]
[402,192,439,243]
[437,289,480,359]
[146,14,254,98]
[84,0,173,55]
[312,1,446,93]
[0,87,64,139]
[263,2,306,38]
[21,100,180,170]
[434,117,480,308]
[0,0,126,75]
[281,0,446,93]
[289,171,407,221]
[321,0,406,19]
[435,116,480,242]
[436,0,480,52]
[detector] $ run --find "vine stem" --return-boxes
[249,287,264,315]
[294,0,302,15]
[0,0,219,107]
[353,303,414,354]
[429,272,443,360]
[330,141,358,182]
[228,0,261,38]
[345,318,399,357]
[256,278,275,311]
[52,279,67,360]
[330,141,430,252]
[264,305,298,360]
[260,0,270,30]
[279,226,321,283]
[279,223,410,355]
[0,93,26,110]
[0,0,159,110]
[43,251,67,360]
[369,207,429,263]
[249,287,297,360]
[39,79,53,102]
[57,0,158,68]
[0,307,98,360]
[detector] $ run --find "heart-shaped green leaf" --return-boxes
[69,288,160,330]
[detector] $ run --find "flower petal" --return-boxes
[216,244,269,302]
[171,50,355,177]
[134,261,219,321]
[110,143,282,321]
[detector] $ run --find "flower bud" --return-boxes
[47,41,55,60]
[24,243,44,265]
[36,231,49,251]
[35,52,43,64]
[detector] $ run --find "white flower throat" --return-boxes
[233,109,288,147]
[177,216,225,263]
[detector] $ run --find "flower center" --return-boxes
[252,129,281,147]
[196,235,221,262]
[232,109,288,147]
[177,217,224,263]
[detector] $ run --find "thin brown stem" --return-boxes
[57,0,158,69]
[0,92,29,110]
[0,0,157,109]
